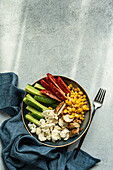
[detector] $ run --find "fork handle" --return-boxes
[74,108,96,159]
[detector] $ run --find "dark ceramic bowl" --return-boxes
[21,76,92,147]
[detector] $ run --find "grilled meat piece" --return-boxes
[68,122,80,129]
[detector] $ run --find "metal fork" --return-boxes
[74,88,106,159]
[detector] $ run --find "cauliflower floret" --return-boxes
[36,127,41,135]
[38,132,46,141]
[60,128,70,140]
[59,118,68,128]
[64,133,70,140]
[42,110,55,119]
[42,110,58,120]
[41,126,50,134]
[46,134,52,141]
[31,128,36,133]
[51,129,61,142]
[28,123,36,133]
[39,119,45,126]
[54,125,62,131]
[28,123,36,129]
[47,118,58,124]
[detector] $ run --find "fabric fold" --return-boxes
[0,72,100,170]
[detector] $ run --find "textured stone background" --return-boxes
[0,0,113,169]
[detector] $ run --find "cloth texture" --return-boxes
[0,72,100,170]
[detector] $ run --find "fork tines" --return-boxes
[94,88,106,103]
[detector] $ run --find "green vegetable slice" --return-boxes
[34,95,56,104]
[25,113,39,126]
[34,83,45,90]
[25,84,43,96]
[23,94,48,111]
[26,106,43,119]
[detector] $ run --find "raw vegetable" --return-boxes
[45,77,51,84]
[40,89,61,102]
[25,113,39,126]
[23,94,48,111]
[26,106,43,119]
[25,84,43,96]
[34,83,45,90]
[47,73,57,83]
[49,103,58,109]
[50,82,67,101]
[34,95,56,104]
[57,76,71,94]
[40,79,51,91]
[47,73,65,95]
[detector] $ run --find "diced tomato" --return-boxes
[45,77,51,84]
[40,90,61,102]
[40,79,51,91]
[47,73,57,83]
[57,76,71,94]
[50,82,67,101]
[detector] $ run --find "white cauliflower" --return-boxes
[60,128,70,140]
[38,132,46,141]
[51,129,61,142]
[28,123,36,133]
[29,110,71,142]
[36,127,41,135]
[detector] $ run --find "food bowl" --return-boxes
[21,76,92,147]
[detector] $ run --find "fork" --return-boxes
[74,88,106,159]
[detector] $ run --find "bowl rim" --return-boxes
[21,75,92,147]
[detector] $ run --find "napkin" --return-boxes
[0,72,100,170]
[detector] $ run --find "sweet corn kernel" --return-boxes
[68,86,71,89]
[48,107,53,110]
[74,114,80,118]
[71,108,76,112]
[64,109,68,113]
[67,93,70,98]
[70,94,74,98]
[82,105,89,111]
[72,98,76,104]
[79,91,83,95]
[65,100,69,104]
[77,88,80,91]
[68,101,72,105]
[69,115,74,118]
[69,84,73,88]
[77,108,82,113]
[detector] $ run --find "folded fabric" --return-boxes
[0,72,100,170]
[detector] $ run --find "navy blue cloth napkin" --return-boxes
[0,72,100,170]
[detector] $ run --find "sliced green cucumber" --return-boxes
[23,94,48,111]
[34,83,45,90]
[34,95,56,104]
[25,113,39,126]
[26,106,43,119]
[25,84,43,96]
[50,103,58,109]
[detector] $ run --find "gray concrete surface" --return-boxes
[0,0,113,169]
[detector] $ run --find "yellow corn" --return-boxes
[64,109,68,113]
[48,107,53,110]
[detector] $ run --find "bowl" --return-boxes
[21,76,92,147]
